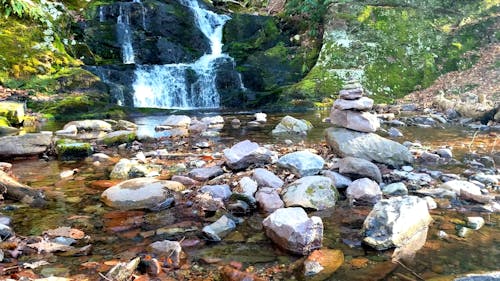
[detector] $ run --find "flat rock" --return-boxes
[381,182,408,196]
[454,271,500,281]
[202,215,236,241]
[188,166,224,181]
[362,196,432,250]
[263,207,323,255]
[339,88,363,100]
[281,176,337,211]
[253,168,284,189]
[63,120,112,132]
[346,178,382,206]
[325,127,413,167]
[330,109,380,133]
[0,133,52,158]
[100,130,136,146]
[439,180,482,197]
[338,156,382,183]
[101,178,185,210]
[333,97,374,111]
[277,151,325,177]
[303,249,344,280]
[224,140,277,170]
[162,115,191,127]
[271,115,313,135]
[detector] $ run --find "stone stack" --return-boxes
[330,82,380,133]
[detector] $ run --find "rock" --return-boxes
[106,257,140,281]
[0,162,12,173]
[439,180,482,198]
[263,207,323,255]
[0,123,19,136]
[387,127,403,138]
[420,151,440,163]
[202,215,236,241]
[277,151,325,177]
[436,148,453,159]
[325,127,413,167]
[115,120,138,131]
[454,271,500,281]
[88,153,113,163]
[254,112,267,123]
[162,115,191,127]
[281,176,337,211]
[321,170,352,188]
[424,196,437,209]
[339,88,363,100]
[338,156,382,183]
[0,170,46,207]
[200,184,232,200]
[330,109,380,133]
[101,130,136,146]
[0,101,24,124]
[271,115,313,135]
[55,124,78,136]
[201,115,224,127]
[363,196,432,250]
[303,249,344,280]
[188,166,224,181]
[0,224,14,241]
[467,217,485,230]
[171,175,199,187]
[148,240,182,265]
[253,168,284,189]
[223,140,277,170]
[63,119,112,132]
[255,187,284,213]
[231,118,241,127]
[381,182,408,196]
[55,139,93,161]
[188,119,208,132]
[101,178,184,210]
[346,178,382,206]
[238,176,258,199]
[0,132,52,158]
[471,173,500,186]
[110,159,134,179]
[333,97,374,111]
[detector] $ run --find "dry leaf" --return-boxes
[44,226,85,239]
[23,260,50,269]
[27,239,74,254]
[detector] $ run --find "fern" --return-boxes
[286,0,334,36]
[1,0,45,21]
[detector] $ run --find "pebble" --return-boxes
[467,217,485,230]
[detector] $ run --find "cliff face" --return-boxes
[290,0,499,104]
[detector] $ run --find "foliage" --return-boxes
[0,0,44,20]
[285,0,334,36]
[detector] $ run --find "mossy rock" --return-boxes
[100,130,136,146]
[56,139,94,160]
[0,102,25,125]
[0,116,19,136]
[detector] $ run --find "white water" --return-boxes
[117,4,135,64]
[132,0,240,109]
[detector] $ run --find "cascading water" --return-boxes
[117,3,135,64]
[132,0,242,109]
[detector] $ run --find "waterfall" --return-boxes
[132,0,242,109]
[99,7,105,22]
[117,4,135,64]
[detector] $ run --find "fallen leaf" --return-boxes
[44,227,85,239]
[27,239,74,254]
[23,260,50,269]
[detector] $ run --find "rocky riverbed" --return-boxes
[0,85,499,280]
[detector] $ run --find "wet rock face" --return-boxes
[101,178,185,210]
[262,207,323,255]
[362,196,432,251]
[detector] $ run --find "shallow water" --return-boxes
[3,110,499,279]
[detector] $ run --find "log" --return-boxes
[0,171,47,207]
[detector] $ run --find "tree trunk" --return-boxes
[0,171,47,207]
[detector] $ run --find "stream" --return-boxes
[3,109,499,280]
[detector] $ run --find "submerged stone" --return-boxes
[56,139,93,161]
[272,115,313,135]
[63,119,112,132]
[101,178,184,210]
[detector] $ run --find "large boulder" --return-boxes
[162,115,191,128]
[281,176,338,211]
[63,120,112,132]
[362,196,432,251]
[338,156,382,183]
[223,140,277,170]
[101,178,185,210]
[262,207,323,255]
[330,109,380,133]
[0,133,52,158]
[277,151,324,177]
[325,127,413,167]
[271,115,313,135]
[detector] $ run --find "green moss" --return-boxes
[102,131,136,146]
[56,139,93,160]
[0,116,11,127]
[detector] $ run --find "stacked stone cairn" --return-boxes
[330,81,380,133]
